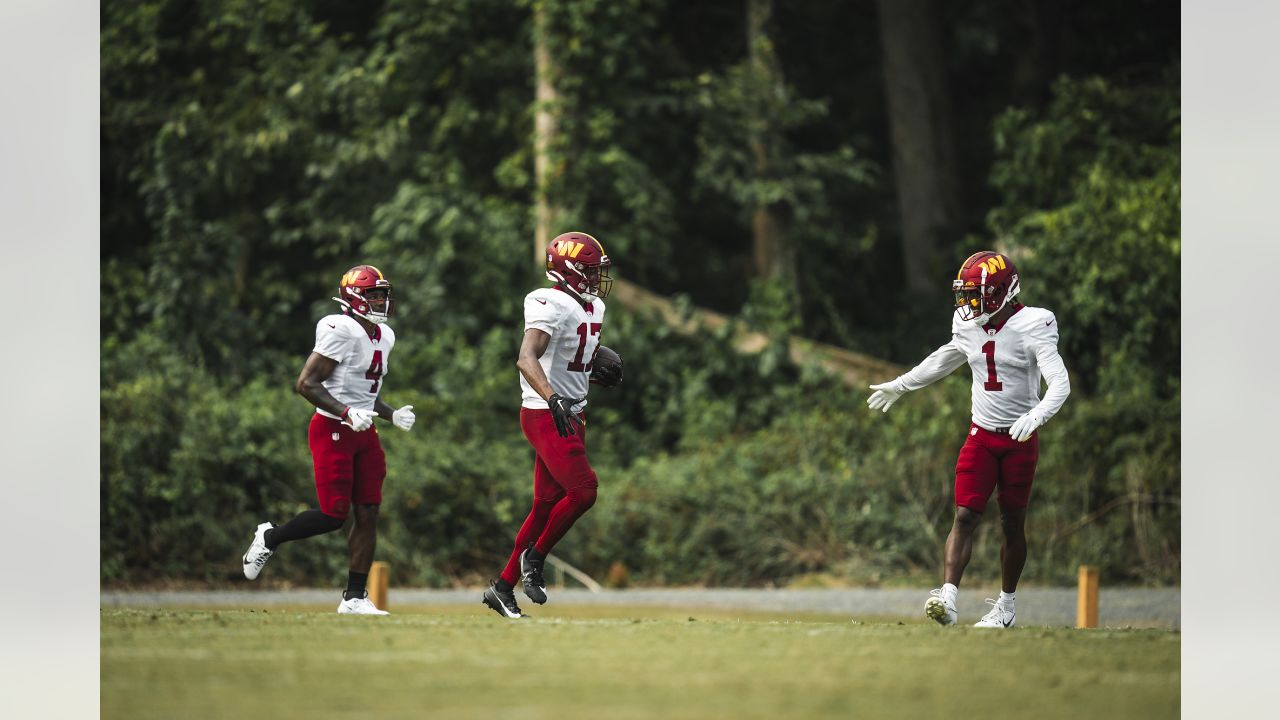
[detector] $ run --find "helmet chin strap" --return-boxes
[332,296,388,324]
[547,271,595,304]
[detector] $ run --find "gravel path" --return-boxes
[101,587,1179,629]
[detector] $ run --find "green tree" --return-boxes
[986,68,1180,399]
[980,68,1181,582]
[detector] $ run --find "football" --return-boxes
[590,345,624,387]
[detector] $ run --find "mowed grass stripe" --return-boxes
[102,607,1178,720]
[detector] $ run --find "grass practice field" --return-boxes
[101,603,1179,719]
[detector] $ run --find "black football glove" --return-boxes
[548,393,584,438]
[590,360,623,388]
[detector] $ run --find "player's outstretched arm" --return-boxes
[867,341,966,413]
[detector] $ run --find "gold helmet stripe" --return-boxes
[577,231,605,256]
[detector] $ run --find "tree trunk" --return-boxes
[1013,0,1062,105]
[746,0,794,288]
[876,0,961,294]
[533,2,562,266]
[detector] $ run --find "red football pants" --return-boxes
[500,408,599,585]
[954,423,1039,513]
[308,413,386,519]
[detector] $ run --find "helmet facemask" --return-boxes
[581,258,612,300]
[349,286,393,324]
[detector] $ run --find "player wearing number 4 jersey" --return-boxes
[482,231,623,619]
[240,265,417,615]
[867,251,1070,629]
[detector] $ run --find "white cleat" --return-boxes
[242,522,275,580]
[337,592,390,615]
[925,588,958,626]
[973,598,1016,628]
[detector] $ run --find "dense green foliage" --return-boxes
[102,0,1179,588]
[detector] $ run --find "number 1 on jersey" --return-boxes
[981,340,1002,391]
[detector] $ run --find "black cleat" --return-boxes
[482,579,526,619]
[520,548,548,605]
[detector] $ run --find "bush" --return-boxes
[103,301,1178,588]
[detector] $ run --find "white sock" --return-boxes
[998,591,1016,608]
[942,583,959,604]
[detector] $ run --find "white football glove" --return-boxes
[343,407,377,432]
[392,404,416,432]
[867,380,906,413]
[1009,409,1044,442]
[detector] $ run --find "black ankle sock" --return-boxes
[263,527,277,550]
[526,545,545,563]
[344,571,368,600]
[495,578,514,593]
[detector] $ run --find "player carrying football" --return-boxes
[867,251,1070,628]
[241,265,417,615]
[482,231,623,619]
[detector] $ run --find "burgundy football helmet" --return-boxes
[333,264,393,324]
[545,231,612,302]
[952,251,1019,325]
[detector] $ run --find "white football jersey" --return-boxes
[520,287,607,410]
[311,313,396,419]
[897,305,1070,430]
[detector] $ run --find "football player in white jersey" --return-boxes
[866,251,1070,628]
[482,231,623,619]
[241,265,417,615]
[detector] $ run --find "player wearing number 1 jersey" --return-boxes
[482,231,621,619]
[240,265,417,615]
[866,251,1070,628]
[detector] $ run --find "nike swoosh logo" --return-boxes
[1045,319,1054,326]
[327,323,336,328]
[535,299,547,305]
[1003,618,1013,627]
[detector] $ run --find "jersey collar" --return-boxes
[342,308,382,341]
[553,284,594,313]
[984,303,1024,334]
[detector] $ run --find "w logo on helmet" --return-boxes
[980,255,1007,275]
[343,266,384,288]
[552,239,586,258]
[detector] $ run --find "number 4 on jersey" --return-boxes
[366,350,384,393]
